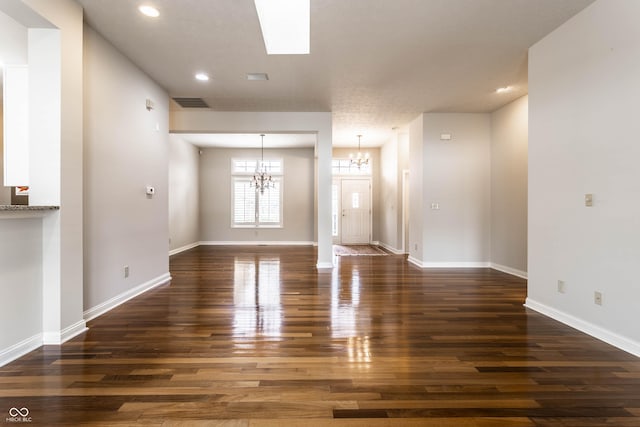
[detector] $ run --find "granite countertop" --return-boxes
[0,205,60,211]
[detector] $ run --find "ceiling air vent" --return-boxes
[172,97,209,108]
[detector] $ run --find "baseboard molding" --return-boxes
[43,320,88,345]
[200,241,315,246]
[316,261,334,269]
[490,263,528,279]
[169,242,199,256]
[407,256,423,267]
[423,261,491,268]
[84,273,172,322]
[525,298,640,358]
[407,257,491,269]
[378,242,405,255]
[0,333,42,368]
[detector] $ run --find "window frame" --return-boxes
[230,158,284,228]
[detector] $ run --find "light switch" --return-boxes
[585,193,593,207]
[440,133,452,141]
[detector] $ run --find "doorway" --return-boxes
[335,178,371,244]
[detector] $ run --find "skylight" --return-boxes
[254,0,310,55]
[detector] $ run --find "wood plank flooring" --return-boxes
[1,245,640,426]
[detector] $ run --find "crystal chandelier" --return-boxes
[251,134,274,195]
[349,134,369,168]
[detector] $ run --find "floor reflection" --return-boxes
[331,265,372,366]
[232,256,281,337]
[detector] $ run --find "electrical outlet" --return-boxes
[594,291,603,306]
[124,265,130,278]
[557,280,566,294]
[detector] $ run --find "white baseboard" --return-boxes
[423,261,490,268]
[84,273,172,322]
[490,263,528,279]
[525,298,640,358]
[378,242,405,255]
[316,261,334,269]
[407,256,424,267]
[407,257,491,269]
[199,241,315,246]
[169,242,199,256]
[0,333,42,368]
[43,320,88,345]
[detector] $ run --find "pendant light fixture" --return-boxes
[251,134,274,194]
[349,134,369,168]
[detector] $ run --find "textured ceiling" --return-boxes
[77,0,595,147]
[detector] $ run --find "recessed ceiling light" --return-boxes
[195,73,210,81]
[254,0,310,55]
[247,73,269,81]
[138,5,160,18]
[496,86,512,94]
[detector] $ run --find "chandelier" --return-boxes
[251,134,275,195]
[349,134,369,168]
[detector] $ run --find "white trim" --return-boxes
[407,256,424,267]
[199,241,314,246]
[490,263,528,279]
[316,261,334,269]
[83,273,172,322]
[406,258,491,269]
[169,241,199,256]
[43,320,88,345]
[525,298,640,358]
[379,241,405,255]
[422,261,491,268]
[0,333,42,368]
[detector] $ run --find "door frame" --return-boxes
[332,176,372,245]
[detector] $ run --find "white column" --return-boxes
[316,128,333,268]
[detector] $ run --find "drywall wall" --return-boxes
[421,113,491,266]
[332,146,381,243]
[379,134,401,252]
[83,25,170,315]
[20,0,85,344]
[490,95,528,277]
[528,0,640,355]
[199,146,314,243]
[169,135,199,253]
[408,115,424,264]
[0,217,42,365]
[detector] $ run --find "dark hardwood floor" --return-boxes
[1,245,639,426]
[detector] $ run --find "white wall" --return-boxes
[379,133,403,252]
[169,135,199,253]
[83,25,170,316]
[0,0,85,361]
[528,0,640,355]
[421,113,491,267]
[0,217,41,365]
[200,146,314,243]
[490,95,528,277]
[408,115,424,263]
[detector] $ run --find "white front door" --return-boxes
[341,179,371,244]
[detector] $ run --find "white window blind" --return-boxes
[231,158,283,227]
